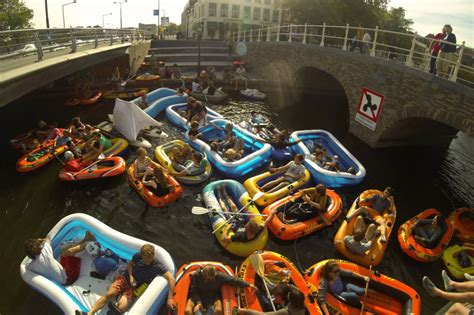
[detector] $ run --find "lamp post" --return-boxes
[113,0,127,29]
[196,22,203,74]
[102,13,112,28]
[44,0,50,28]
[62,0,77,28]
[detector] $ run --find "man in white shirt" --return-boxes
[260,154,306,193]
[362,31,372,54]
[24,231,95,285]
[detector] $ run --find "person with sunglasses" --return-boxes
[317,261,369,315]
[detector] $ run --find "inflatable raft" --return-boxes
[186,119,272,178]
[102,137,129,157]
[145,94,188,118]
[244,169,311,207]
[334,190,396,267]
[240,89,266,101]
[136,73,160,81]
[442,244,474,280]
[166,103,223,130]
[290,130,366,187]
[155,140,212,185]
[189,90,228,103]
[262,189,342,240]
[171,261,238,315]
[79,91,102,105]
[59,156,126,181]
[450,207,474,242]
[16,140,69,172]
[398,208,453,262]
[305,259,421,315]
[202,180,268,257]
[20,213,175,314]
[103,88,149,99]
[127,164,183,207]
[238,251,321,314]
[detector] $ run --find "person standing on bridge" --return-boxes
[437,25,457,79]
[362,30,371,55]
[429,28,445,75]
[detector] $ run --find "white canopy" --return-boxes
[112,98,162,141]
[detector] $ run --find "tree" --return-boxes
[0,0,34,30]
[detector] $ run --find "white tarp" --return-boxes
[113,98,162,141]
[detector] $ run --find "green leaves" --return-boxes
[0,0,33,31]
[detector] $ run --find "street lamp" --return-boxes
[102,13,113,28]
[196,23,203,74]
[113,0,127,29]
[62,0,77,28]
[44,0,50,28]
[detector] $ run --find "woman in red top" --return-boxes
[429,28,445,75]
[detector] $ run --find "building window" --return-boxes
[244,6,251,19]
[220,3,228,17]
[253,7,261,20]
[255,0,261,3]
[263,8,270,21]
[208,3,216,17]
[264,0,271,4]
[272,9,279,22]
[232,5,240,18]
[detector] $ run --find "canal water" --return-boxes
[0,91,472,315]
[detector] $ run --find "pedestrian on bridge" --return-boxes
[437,25,457,79]
[428,28,445,75]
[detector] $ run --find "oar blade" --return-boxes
[252,191,264,202]
[191,206,211,215]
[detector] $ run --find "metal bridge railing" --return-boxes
[0,28,144,64]
[230,24,473,88]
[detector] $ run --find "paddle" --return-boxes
[235,266,241,310]
[249,252,276,312]
[359,265,372,315]
[191,206,268,217]
[71,154,106,176]
[211,191,264,235]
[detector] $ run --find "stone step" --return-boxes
[151,60,234,72]
[147,53,234,63]
[149,46,230,55]
[150,39,228,49]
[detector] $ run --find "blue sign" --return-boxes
[153,9,159,16]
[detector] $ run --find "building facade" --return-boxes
[181,0,283,40]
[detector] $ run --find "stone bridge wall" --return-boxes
[244,41,474,147]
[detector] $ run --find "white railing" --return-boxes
[231,24,473,88]
[0,28,145,63]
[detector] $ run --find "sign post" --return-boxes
[161,17,169,27]
[355,88,385,131]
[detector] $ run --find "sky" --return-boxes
[25,0,473,45]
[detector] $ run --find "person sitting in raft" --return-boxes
[170,144,193,169]
[137,94,148,109]
[203,80,217,96]
[142,166,174,196]
[235,64,248,90]
[84,244,175,315]
[260,154,306,194]
[238,286,306,315]
[209,121,236,145]
[63,140,82,161]
[172,64,182,79]
[192,78,202,93]
[68,117,86,137]
[176,87,185,96]
[266,133,302,151]
[187,121,203,141]
[250,111,266,125]
[186,265,257,315]
[53,129,73,147]
[278,184,331,226]
[337,215,379,256]
[308,148,328,167]
[223,66,233,85]
[317,261,370,315]
[25,231,95,286]
[35,120,51,138]
[173,151,207,177]
[411,214,446,249]
[43,122,62,142]
[82,132,112,163]
[133,147,160,179]
[346,187,395,243]
[186,97,207,127]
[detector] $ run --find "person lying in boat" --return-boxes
[317,261,370,315]
[84,244,175,315]
[137,94,148,109]
[187,121,203,141]
[82,132,112,163]
[186,265,257,315]
[238,286,305,315]
[337,215,380,256]
[265,133,302,151]
[422,271,474,315]
[142,166,174,196]
[260,154,306,194]
[172,151,207,177]
[411,214,445,249]
[133,147,160,179]
[346,187,395,243]
[278,184,331,226]
[186,98,207,127]
[24,231,95,286]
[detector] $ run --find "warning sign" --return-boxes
[355,88,385,131]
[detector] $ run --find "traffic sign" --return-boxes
[355,87,385,131]
[153,9,159,16]
[161,17,169,27]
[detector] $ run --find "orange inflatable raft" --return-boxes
[16,140,68,172]
[398,208,453,262]
[127,164,182,207]
[136,74,160,81]
[262,189,342,240]
[170,262,238,315]
[334,189,396,267]
[305,259,421,315]
[58,156,126,181]
[238,251,321,314]
[450,207,474,242]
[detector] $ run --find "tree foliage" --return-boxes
[0,0,34,31]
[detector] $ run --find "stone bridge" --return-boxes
[245,41,474,148]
